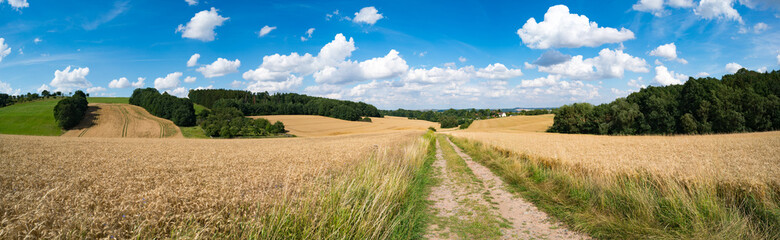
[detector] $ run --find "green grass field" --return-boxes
[88,97,129,104]
[193,103,208,114]
[181,126,209,138]
[0,99,63,136]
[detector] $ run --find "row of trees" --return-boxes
[0,90,66,108]
[198,107,286,138]
[188,89,381,121]
[549,69,780,135]
[129,88,196,126]
[381,108,502,128]
[53,90,88,129]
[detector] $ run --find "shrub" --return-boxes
[200,107,286,138]
[359,117,372,122]
[53,90,89,129]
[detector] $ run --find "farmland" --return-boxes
[253,115,438,137]
[464,114,554,133]
[61,103,182,138]
[0,131,427,238]
[0,99,62,136]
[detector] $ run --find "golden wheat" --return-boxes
[0,131,420,238]
[61,103,182,138]
[252,115,438,137]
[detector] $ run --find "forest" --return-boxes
[197,107,286,138]
[129,88,196,126]
[53,90,88,129]
[549,69,780,135]
[188,89,381,121]
[381,108,502,128]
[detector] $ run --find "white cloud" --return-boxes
[633,0,665,16]
[187,53,200,67]
[0,80,21,95]
[458,56,467,63]
[314,49,409,85]
[418,51,427,57]
[246,74,303,93]
[756,66,768,73]
[50,66,91,92]
[654,65,688,85]
[649,42,688,64]
[517,5,635,49]
[132,77,145,88]
[166,87,189,98]
[176,7,229,42]
[0,38,10,63]
[475,63,523,80]
[669,0,695,8]
[777,53,780,65]
[725,62,743,73]
[403,66,474,84]
[154,72,183,90]
[259,25,276,37]
[197,58,241,78]
[628,77,647,88]
[33,37,42,44]
[519,75,562,88]
[753,22,768,33]
[695,72,710,77]
[538,48,649,80]
[86,86,106,94]
[230,80,244,88]
[185,0,197,6]
[301,28,315,41]
[524,62,536,69]
[695,0,742,22]
[37,84,50,93]
[108,77,131,88]
[184,76,197,83]
[353,6,384,25]
[5,0,29,9]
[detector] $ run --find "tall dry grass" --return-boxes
[0,131,426,238]
[448,135,779,239]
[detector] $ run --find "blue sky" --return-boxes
[0,0,778,109]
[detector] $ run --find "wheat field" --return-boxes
[0,131,420,238]
[465,114,554,133]
[252,115,438,137]
[61,103,182,138]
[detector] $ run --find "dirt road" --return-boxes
[426,135,587,239]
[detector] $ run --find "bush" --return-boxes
[359,117,372,122]
[53,90,89,129]
[200,107,286,138]
[129,88,196,126]
[428,126,436,132]
[439,116,458,128]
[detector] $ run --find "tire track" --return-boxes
[118,105,129,138]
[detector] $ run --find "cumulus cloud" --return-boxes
[185,0,197,6]
[649,42,687,64]
[258,25,276,37]
[0,80,21,95]
[184,76,197,83]
[628,77,647,88]
[108,77,131,88]
[154,72,183,90]
[132,77,145,88]
[458,56,467,63]
[475,63,523,80]
[86,86,106,94]
[532,50,572,67]
[738,0,780,11]
[669,0,696,8]
[187,53,200,67]
[176,7,229,42]
[537,48,649,80]
[50,66,91,92]
[165,87,189,98]
[725,62,743,73]
[0,38,11,63]
[353,6,384,25]
[37,84,50,93]
[4,0,29,10]
[197,58,241,78]
[633,0,695,16]
[517,5,635,49]
[695,72,710,77]
[654,65,688,85]
[695,0,742,22]
[519,75,562,88]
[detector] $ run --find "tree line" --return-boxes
[129,88,196,126]
[549,69,780,135]
[0,90,66,108]
[53,90,88,129]
[381,108,504,128]
[188,89,381,121]
[197,107,287,138]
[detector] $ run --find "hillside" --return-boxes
[251,115,437,137]
[465,114,554,133]
[62,103,183,138]
[0,99,62,136]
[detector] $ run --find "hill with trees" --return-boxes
[549,69,780,135]
[129,88,196,126]
[188,89,380,121]
[53,90,88,130]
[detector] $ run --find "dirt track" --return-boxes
[62,103,182,138]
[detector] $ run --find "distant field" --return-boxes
[0,99,62,136]
[465,114,554,132]
[87,97,129,104]
[0,131,421,238]
[193,103,208,114]
[62,103,182,138]
[252,115,437,137]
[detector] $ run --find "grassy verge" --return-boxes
[0,99,62,136]
[448,135,779,239]
[236,131,437,239]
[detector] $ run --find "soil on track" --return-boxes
[426,136,587,240]
[62,103,182,138]
[251,115,438,137]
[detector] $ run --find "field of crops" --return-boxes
[0,131,422,238]
[61,103,182,138]
[253,115,438,137]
